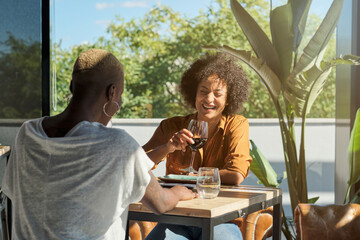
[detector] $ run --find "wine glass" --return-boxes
[181,119,208,174]
[196,167,221,199]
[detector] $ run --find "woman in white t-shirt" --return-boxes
[2,49,195,240]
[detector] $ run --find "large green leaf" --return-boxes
[344,109,360,203]
[348,109,360,186]
[205,45,281,99]
[308,196,319,204]
[350,189,360,204]
[285,65,332,117]
[230,0,281,77]
[289,0,312,52]
[270,3,293,82]
[289,0,344,78]
[285,55,360,117]
[249,140,278,187]
[335,54,360,65]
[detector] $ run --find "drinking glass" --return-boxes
[196,167,221,199]
[181,119,208,174]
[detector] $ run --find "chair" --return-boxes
[233,206,273,240]
[128,220,142,240]
[294,203,360,240]
[129,220,157,240]
[0,190,10,240]
[129,207,274,240]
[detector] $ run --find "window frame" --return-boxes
[335,0,360,203]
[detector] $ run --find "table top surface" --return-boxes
[0,146,10,157]
[129,185,282,218]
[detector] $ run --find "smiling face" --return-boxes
[195,73,227,123]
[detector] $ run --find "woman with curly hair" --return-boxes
[142,52,252,240]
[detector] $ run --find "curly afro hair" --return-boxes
[180,52,250,115]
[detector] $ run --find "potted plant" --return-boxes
[207,0,360,238]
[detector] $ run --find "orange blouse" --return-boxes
[143,114,252,178]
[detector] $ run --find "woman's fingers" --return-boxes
[168,128,194,152]
[171,137,187,152]
[174,129,194,152]
[178,129,194,144]
[172,185,196,201]
[180,128,193,137]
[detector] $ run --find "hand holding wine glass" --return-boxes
[165,128,193,154]
[181,119,208,174]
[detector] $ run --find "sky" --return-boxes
[53,0,333,49]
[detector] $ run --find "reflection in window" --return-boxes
[0,0,42,118]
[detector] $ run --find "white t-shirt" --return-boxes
[2,117,154,240]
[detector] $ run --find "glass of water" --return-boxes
[196,167,221,199]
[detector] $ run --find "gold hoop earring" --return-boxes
[103,101,120,117]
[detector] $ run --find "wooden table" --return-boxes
[127,185,282,240]
[0,146,10,161]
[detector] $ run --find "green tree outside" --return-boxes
[0,35,42,118]
[51,0,335,119]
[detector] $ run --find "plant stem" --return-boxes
[293,50,298,72]
[281,208,293,240]
[273,98,299,213]
[344,184,351,204]
[298,114,308,203]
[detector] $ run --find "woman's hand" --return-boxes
[141,173,196,215]
[144,129,194,165]
[166,129,194,153]
[170,185,197,201]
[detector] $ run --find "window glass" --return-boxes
[51,0,335,119]
[0,0,42,118]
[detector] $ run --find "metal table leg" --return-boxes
[201,218,214,240]
[272,196,282,240]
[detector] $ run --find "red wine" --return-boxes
[189,138,207,151]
